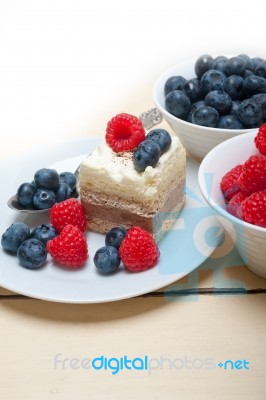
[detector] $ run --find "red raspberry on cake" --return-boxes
[119,226,160,272]
[220,164,243,201]
[47,224,88,267]
[241,190,266,228]
[237,154,266,195]
[50,198,86,233]
[227,191,246,219]
[105,113,145,152]
[254,123,266,155]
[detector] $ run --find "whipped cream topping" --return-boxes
[79,136,186,207]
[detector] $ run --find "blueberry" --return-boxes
[255,61,266,78]
[1,222,30,253]
[187,100,205,123]
[17,182,36,207]
[212,56,228,73]
[205,90,232,115]
[195,54,213,79]
[105,227,127,249]
[33,189,56,209]
[244,119,265,129]
[146,128,172,154]
[133,140,161,172]
[30,224,58,245]
[31,180,37,190]
[164,75,187,96]
[252,93,266,119]
[59,172,77,191]
[183,78,203,103]
[34,168,59,191]
[94,246,121,274]
[192,106,219,128]
[243,69,254,78]
[165,90,190,119]
[238,54,254,71]
[200,70,226,95]
[56,183,71,202]
[237,98,262,125]
[224,75,244,100]
[243,75,266,96]
[230,100,242,116]
[17,238,47,269]
[70,187,79,199]
[218,115,244,129]
[224,57,246,76]
[252,57,265,70]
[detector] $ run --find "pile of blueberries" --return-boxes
[1,222,58,269]
[17,168,78,210]
[164,54,266,129]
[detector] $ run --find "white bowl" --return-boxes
[198,130,266,278]
[152,58,256,161]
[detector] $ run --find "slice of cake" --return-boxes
[79,113,186,241]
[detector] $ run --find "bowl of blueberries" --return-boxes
[153,54,266,160]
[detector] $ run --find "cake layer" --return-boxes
[80,177,185,242]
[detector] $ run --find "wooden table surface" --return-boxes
[1,2,266,398]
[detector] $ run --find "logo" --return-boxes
[218,359,250,370]
[53,354,251,374]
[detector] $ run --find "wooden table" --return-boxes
[1,256,266,399]
[1,94,266,399]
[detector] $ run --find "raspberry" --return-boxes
[220,164,243,201]
[254,123,266,155]
[47,225,88,267]
[50,198,86,233]
[237,154,266,195]
[241,190,266,227]
[105,113,145,152]
[119,226,159,272]
[227,192,246,219]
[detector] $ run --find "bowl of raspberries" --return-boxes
[153,54,266,160]
[198,123,266,278]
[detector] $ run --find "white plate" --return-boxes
[0,138,222,303]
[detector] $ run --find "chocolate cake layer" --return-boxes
[80,177,185,242]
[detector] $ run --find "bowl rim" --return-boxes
[198,130,266,234]
[152,57,258,135]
